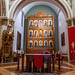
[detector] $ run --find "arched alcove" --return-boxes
[11,0,71,61]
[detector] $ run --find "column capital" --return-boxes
[0,17,8,26]
[66,17,75,28]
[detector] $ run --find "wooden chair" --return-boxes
[55,52,63,64]
[62,53,68,61]
[43,51,50,54]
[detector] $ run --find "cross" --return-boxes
[71,42,75,49]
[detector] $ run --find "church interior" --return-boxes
[0,0,75,75]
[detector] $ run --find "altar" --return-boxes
[17,54,61,73]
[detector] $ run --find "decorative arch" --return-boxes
[9,0,72,19]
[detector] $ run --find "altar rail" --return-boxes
[17,54,61,73]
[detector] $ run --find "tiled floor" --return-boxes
[56,61,75,75]
[0,61,75,75]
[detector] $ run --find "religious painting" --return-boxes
[44,20,47,27]
[61,32,65,46]
[49,30,53,37]
[17,31,21,50]
[39,40,43,47]
[39,30,43,37]
[49,20,52,27]
[39,20,43,27]
[27,11,55,53]
[44,40,48,47]
[34,40,38,47]
[44,30,47,37]
[29,30,33,37]
[34,20,38,27]
[49,40,53,48]
[34,30,38,37]
[29,20,33,27]
[29,40,33,48]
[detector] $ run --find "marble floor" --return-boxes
[0,61,75,75]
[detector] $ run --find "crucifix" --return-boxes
[71,42,75,54]
[71,42,75,49]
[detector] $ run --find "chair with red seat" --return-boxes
[55,52,63,64]
[43,51,50,54]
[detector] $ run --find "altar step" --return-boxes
[19,73,57,75]
[0,62,17,67]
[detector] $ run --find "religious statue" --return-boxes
[45,41,47,47]
[50,31,52,37]
[29,41,32,47]
[49,21,52,27]
[39,20,43,27]
[49,42,53,48]
[34,41,37,47]
[30,21,33,27]
[44,31,47,37]
[34,31,38,37]
[39,31,42,37]
[44,21,47,27]
[34,21,38,27]
[39,41,42,47]
[30,31,33,37]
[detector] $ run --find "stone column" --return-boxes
[0,17,8,49]
[72,0,75,17]
[66,18,74,62]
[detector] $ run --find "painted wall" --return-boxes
[24,5,59,53]
[13,11,24,52]
[58,11,69,54]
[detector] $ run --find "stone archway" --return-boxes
[9,0,72,19]
[9,0,72,62]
